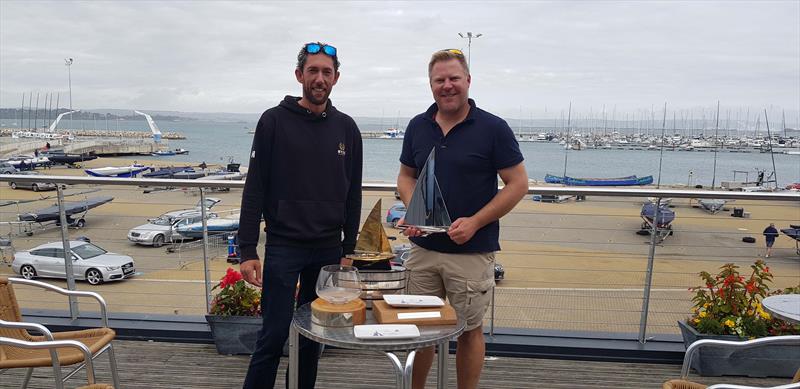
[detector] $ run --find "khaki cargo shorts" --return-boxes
[404,245,495,331]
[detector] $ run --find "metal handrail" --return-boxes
[0,336,96,388]
[1,174,797,201]
[707,384,800,389]
[9,277,110,327]
[0,318,54,340]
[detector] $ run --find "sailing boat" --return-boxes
[399,148,452,235]
[347,199,395,270]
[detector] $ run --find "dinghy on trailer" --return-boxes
[17,196,114,231]
[781,224,800,255]
[697,199,729,214]
[639,202,675,243]
[85,165,150,177]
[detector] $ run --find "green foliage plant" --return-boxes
[687,260,799,338]
[209,268,261,316]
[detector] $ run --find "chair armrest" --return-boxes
[707,384,800,389]
[0,318,54,340]
[681,336,800,379]
[0,336,95,384]
[8,277,109,327]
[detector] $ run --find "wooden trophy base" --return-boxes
[310,298,366,327]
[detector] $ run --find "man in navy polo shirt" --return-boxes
[396,49,528,389]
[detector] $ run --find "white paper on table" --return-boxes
[397,311,441,320]
[354,324,420,340]
[383,294,445,308]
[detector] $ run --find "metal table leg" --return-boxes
[288,324,299,389]
[436,341,448,389]
[386,350,416,389]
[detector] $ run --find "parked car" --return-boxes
[390,242,506,282]
[386,202,407,227]
[0,162,17,174]
[128,209,218,247]
[12,240,136,285]
[128,198,221,247]
[7,171,58,192]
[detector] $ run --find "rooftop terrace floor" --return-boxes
[1,339,788,388]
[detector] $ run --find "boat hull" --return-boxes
[86,165,150,178]
[545,174,653,186]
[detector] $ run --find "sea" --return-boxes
[2,118,798,187]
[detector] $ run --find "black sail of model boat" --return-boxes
[404,148,451,233]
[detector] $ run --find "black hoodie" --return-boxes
[238,96,363,261]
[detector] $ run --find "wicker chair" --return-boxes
[0,276,120,389]
[663,336,800,389]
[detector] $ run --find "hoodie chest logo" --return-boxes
[337,142,346,156]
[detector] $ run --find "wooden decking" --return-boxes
[0,340,789,389]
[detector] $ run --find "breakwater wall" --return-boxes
[0,128,186,140]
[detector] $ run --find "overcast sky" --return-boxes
[1,1,798,122]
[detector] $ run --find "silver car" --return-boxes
[128,209,218,247]
[12,240,136,285]
[7,171,58,191]
[0,162,17,174]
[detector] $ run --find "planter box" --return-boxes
[678,320,800,378]
[205,314,261,355]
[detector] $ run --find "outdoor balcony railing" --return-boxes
[0,174,798,355]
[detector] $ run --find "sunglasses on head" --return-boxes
[305,43,337,57]
[439,49,464,56]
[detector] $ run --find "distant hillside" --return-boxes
[90,109,259,123]
[0,108,188,122]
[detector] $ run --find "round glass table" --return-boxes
[762,294,800,324]
[289,302,465,389]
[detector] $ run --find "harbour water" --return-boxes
[1,118,798,186]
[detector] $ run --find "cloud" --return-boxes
[0,0,797,123]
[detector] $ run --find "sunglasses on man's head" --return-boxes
[439,49,464,56]
[305,43,337,57]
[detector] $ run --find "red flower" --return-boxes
[706,283,714,288]
[220,267,243,288]
[745,281,756,293]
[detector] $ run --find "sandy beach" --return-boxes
[1,156,798,334]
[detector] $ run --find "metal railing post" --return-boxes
[489,286,496,337]
[56,185,79,319]
[199,188,212,312]
[638,197,660,343]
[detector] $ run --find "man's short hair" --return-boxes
[428,50,469,78]
[297,42,340,72]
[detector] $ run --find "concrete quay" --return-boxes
[1,137,162,159]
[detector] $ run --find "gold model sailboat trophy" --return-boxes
[345,199,408,305]
[397,148,452,235]
[346,199,395,269]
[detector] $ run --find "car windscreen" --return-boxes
[150,215,174,226]
[72,243,107,259]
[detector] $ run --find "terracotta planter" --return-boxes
[205,314,261,355]
[677,320,800,378]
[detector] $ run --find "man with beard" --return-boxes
[237,42,362,389]
[397,49,528,389]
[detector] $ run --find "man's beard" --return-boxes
[304,83,329,106]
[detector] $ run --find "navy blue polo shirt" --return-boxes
[399,99,524,253]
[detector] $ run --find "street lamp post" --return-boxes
[64,58,73,110]
[457,32,482,68]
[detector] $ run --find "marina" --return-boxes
[2,119,798,189]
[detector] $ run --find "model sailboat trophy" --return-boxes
[399,148,452,235]
[346,199,395,270]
